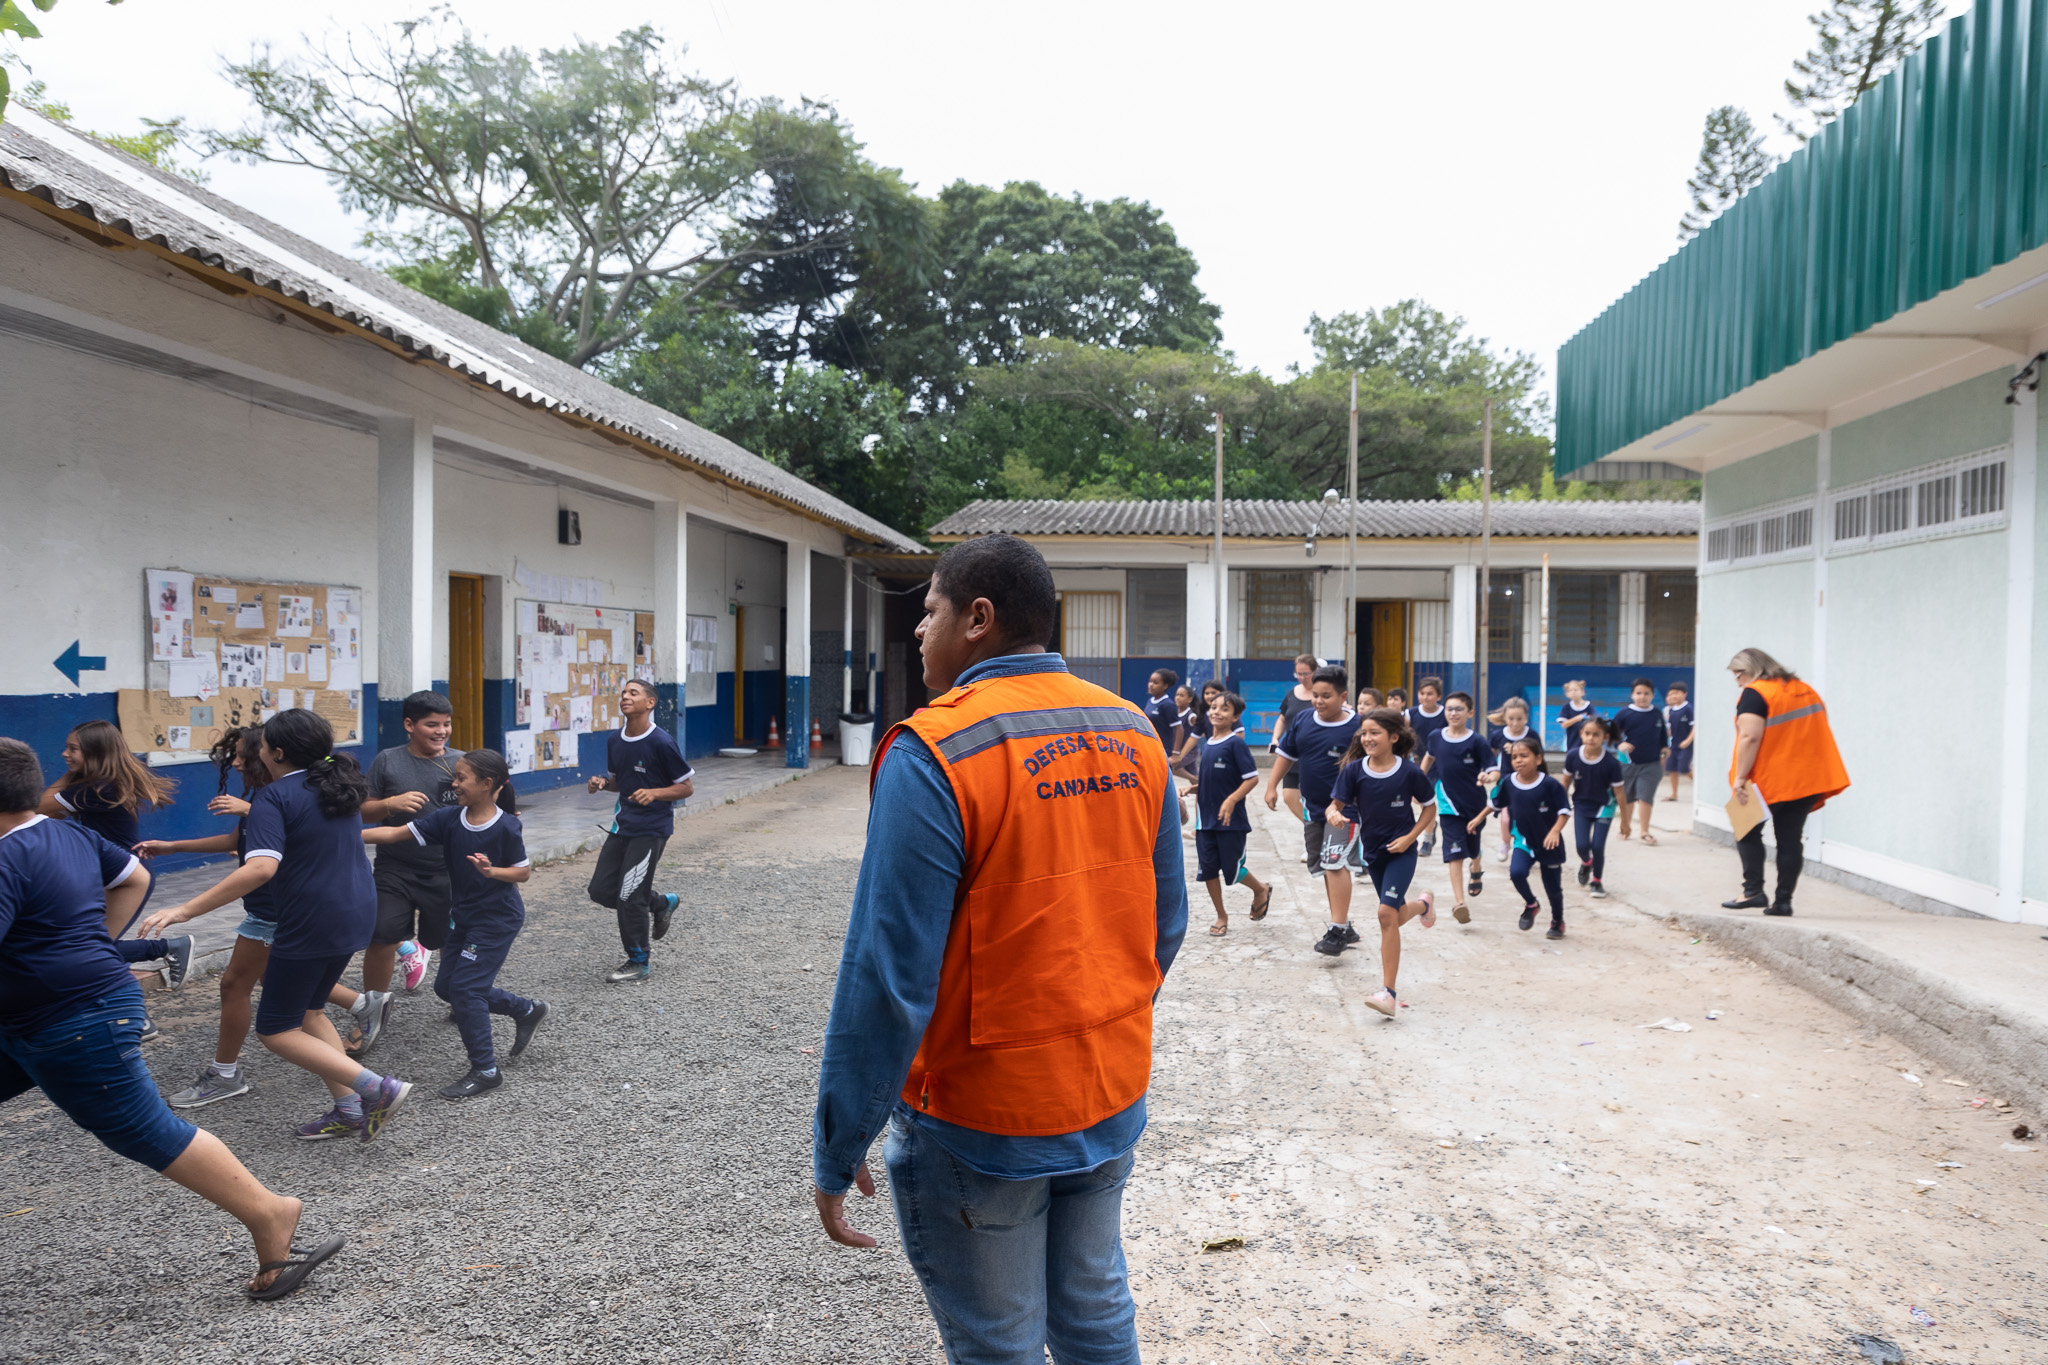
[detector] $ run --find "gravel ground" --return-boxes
[0,769,942,1365]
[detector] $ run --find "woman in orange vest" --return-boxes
[1718,647,1850,916]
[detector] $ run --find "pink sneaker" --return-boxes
[399,942,431,992]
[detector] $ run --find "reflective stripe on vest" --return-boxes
[1738,678,1850,809]
[878,668,1170,1137]
[1764,701,1826,728]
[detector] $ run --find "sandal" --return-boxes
[248,1234,345,1301]
[1469,869,1484,896]
[1452,902,1471,925]
[1249,886,1273,921]
[1640,832,1659,846]
[1207,922,1229,937]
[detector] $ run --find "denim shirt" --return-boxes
[812,652,1189,1195]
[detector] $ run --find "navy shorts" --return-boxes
[0,981,197,1171]
[1195,829,1250,883]
[1357,845,1419,908]
[1664,746,1693,774]
[254,951,354,1036]
[1439,810,1486,862]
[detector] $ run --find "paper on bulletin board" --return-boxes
[569,696,593,734]
[150,570,195,660]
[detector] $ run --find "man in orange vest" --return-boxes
[1719,647,1850,916]
[811,534,1187,1364]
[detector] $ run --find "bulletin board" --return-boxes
[507,599,655,775]
[121,569,366,765]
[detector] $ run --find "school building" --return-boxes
[924,498,1699,743]
[1556,0,2048,925]
[0,108,921,867]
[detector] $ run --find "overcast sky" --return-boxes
[8,0,1975,388]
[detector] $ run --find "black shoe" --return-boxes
[162,935,195,989]
[1576,861,1591,887]
[438,1068,503,1100]
[509,1000,549,1059]
[1340,922,1362,946]
[1589,881,1609,899]
[138,1017,161,1043]
[1764,903,1794,917]
[1546,921,1565,940]
[651,893,677,941]
[1314,925,1350,956]
[1720,893,1769,910]
[1517,906,1536,932]
[1469,869,1483,896]
[605,959,652,984]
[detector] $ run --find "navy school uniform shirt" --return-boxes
[1563,747,1624,817]
[1277,708,1362,812]
[1559,699,1593,737]
[0,816,141,1035]
[1330,755,1436,852]
[52,782,139,850]
[1141,692,1179,750]
[1491,771,1570,856]
[241,770,375,960]
[606,723,694,840]
[1194,733,1259,831]
[1406,705,1449,758]
[234,812,278,923]
[1610,704,1669,763]
[1666,700,1695,746]
[1426,728,1494,819]
[1485,726,1535,770]
[408,805,531,927]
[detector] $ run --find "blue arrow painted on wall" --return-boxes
[53,641,107,688]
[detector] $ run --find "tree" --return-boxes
[1780,0,1943,140]
[11,79,202,178]
[208,17,916,368]
[1303,299,1547,431]
[1678,106,1777,239]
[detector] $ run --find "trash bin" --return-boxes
[839,712,876,766]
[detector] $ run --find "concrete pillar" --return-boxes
[867,569,882,716]
[842,558,855,717]
[653,498,688,745]
[1184,559,1216,689]
[784,541,812,769]
[1449,563,1477,698]
[376,416,434,747]
[2000,385,2038,922]
[1618,572,1647,664]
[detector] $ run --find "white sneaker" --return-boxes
[1365,989,1398,1018]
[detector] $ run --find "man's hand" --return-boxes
[587,775,608,794]
[814,1162,879,1248]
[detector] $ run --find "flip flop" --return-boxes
[1640,833,1659,846]
[247,1234,345,1301]
[1207,923,1229,937]
[1249,886,1273,921]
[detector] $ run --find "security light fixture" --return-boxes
[1305,488,1343,558]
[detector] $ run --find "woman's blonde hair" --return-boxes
[1727,647,1797,681]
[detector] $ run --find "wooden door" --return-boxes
[447,573,484,751]
[1369,601,1408,699]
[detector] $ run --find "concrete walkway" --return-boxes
[133,748,843,975]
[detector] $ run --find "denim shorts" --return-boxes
[236,913,278,945]
[0,981,197,1172]
[254,952,353,1037]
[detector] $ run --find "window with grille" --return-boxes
[1644,571,1696,665]
[1828,447,2009,553]
[1125,570,1186,656]
[1479,578,1521,663]
[1917,475,1955,527]
[1959,461,2005,518]
[1870,486,1911,535]
[1784,507,1813,549]
[1833,494,1866,542]
[1244,572,1312,660]
[1706,527,1731,563]
[1702,496,1815,573]
[1550,572,1619,665]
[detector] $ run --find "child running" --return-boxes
[1168,683,1201,825]
[141,711,411,1142]
[1484,698,1537,865]
[1141,668,1181,753]
[1477,736,1571,939]
[1326,707,1437,1016]
[1662,681,1695,802]
[1558,679,1593,746]
[1423,691,1494,919]
[1561,714,1625,899]
[1186,691,1273,936]
[1272,655,1318,823]
[1266,666,1362,943]
[1406,677,1447,858]
[38,721,193,1010]
[1611,677,1670,845]
[1356,687,1384,713]
[137,728,278,1108]
[586,679,694,983]
[363,750,547,1098]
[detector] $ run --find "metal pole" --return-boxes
[1538,552,1551,757]
[1213,412,1225,685]
[1345,372,1359,689]
[1478,399,1493,721]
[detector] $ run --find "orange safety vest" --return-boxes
[870,665,1171,1136]
[1732,676,1850,810]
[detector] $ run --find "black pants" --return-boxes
[587,832,669,959]
[1735,793,1819,905]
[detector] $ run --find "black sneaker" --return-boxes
[162,935,195,989]
[1576,861,1591,887]
[1340,922,1362,946]
[1546,921,1566,940]
[605,960,652,984]
[438,1068,503,1101]
[138,1017,161,1043]
[651,893,678,941]
[1313,925,1350,956]
[1517,906,1537,932]
[1589,881,1609,899]
[509,1000,549,1059]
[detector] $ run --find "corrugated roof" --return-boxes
[0,109,924,553]
[928,498,1700,539]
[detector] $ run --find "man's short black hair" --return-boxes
[1310,664,1348,694]
[1632,676,1655,692]
[0,738,45,813]
[931,534,1056,650]
[402,690,454,725]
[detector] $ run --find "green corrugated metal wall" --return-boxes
[1556,0,2048,473]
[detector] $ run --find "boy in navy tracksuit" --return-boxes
[585,680,695,983]
[1185,692,1272,936]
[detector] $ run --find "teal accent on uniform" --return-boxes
[1434,781,1457,817]
[1556,0,2048,473]
[1599,797,1619,821]
[1510,825,1530,854]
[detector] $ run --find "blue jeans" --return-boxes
[885,1109,1141,1365]
[0,981,196,1171]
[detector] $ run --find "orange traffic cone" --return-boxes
[810,718,824,752]
[764,715,782,749]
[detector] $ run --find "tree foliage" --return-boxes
[1780,0,1943,140]
[1679,106,1776,239]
